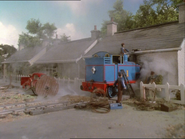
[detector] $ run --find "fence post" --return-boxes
[17,75,19,82]
[58,77,61,86]
[152,82,156,101]
[165,82,170,101]
[180,84,185,104]
[15,75,17,82]
[140,81,144,99]
[19,75,21,81]
[62,77,64,83]
[74,78,78,89]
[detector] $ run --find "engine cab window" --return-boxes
[112,55,123,64]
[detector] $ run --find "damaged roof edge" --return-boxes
[133,38,185,54]
[133,47,181,54]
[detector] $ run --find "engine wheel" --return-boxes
[107,86,118,98]
[92,88,106,97]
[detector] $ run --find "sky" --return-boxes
[0,0,144,49]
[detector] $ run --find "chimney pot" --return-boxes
[94,25,97,30]
[111,17,113,22]
[91,25,100,40]
[107,17,118,36]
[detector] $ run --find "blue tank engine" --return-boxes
[80,51,140,97]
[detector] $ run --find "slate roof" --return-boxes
[3,22,185,64]
[35,38,95,64]
[2,46,44,64]
[84,21,185,57]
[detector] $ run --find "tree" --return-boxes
[101,0,135,36]
[60,33,71,42]
[18,33,41,48]
[0,44,17,79]
[108,0,129,31]
[134,0,157,28]
[124,12,136,30]
[18,19,57,48]
[101,0,183,34]
[100,20,110,37]
[170,0,184,8]
[0,44,17,60]
[134,0,183,28]
[42,23,57,39]
[26,19,42,35]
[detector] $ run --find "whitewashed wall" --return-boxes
[178,39,185,85]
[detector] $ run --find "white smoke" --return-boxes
[138,52,177,85]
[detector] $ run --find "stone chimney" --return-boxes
[107,17,118,36]
[178,0,185,23]
[91,25,100,40]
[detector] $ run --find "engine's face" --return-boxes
[86,65,104,82]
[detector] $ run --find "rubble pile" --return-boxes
[59,95,91,104]
[122,98,183,112]
[68,93,110,113]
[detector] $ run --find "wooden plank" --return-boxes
[160,103,178,112]
[25,105,75,116]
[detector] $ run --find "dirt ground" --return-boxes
[0,79,184,138]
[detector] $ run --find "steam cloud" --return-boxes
[138,52,177,85]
